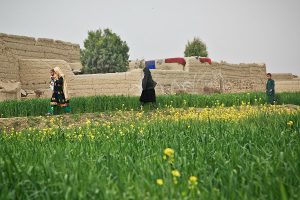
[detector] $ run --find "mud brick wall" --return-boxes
[17,59,75,98]
[151,69,225,95]
[272,73,300,92]
[128,60,145,70]
[0,81,21,101]
[69,62,83,73]
[17,58,143,98]
[272,73,294,80]
[0,40,19,81]
[68,70,142,97]
[19,59,75,90]
[0,33,80,63]
[276,79,300,92]
[155,61,184,71]
[220,63,266,92]
[1,32,287,100]
[151,70,195,94]
[151,60,266,95]
[188,60,266,93]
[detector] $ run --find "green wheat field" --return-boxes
[0,92,300,199]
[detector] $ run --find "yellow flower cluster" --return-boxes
[163,147,175,164]
[188,176,198,190]
[164,148,174,157]
[156,179,164,185]
[156,148,198,190]
[172,169,181,184]
[287,120,294,126]
[171,170,181,177]
[137,104,299,125]
[1,104,298,141]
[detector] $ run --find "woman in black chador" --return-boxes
[140,67,157,105]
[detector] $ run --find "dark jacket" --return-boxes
[142,68,156,90]
[266,79,275,94]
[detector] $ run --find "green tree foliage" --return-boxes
[184,37,208,57]
[81,29,130,73]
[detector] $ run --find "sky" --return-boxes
[0,0,299,75]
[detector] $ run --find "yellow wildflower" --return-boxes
[156,179,164,185]
[163,148,175,163]
[189,176,197,182]
[86,119,91,125]
[188,176,198,189]
[171,170,181,177]
[287,121,293,126]
[164,148,174,157]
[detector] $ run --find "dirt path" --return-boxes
[0,112,114,131]
[0,109,164,131]
[0,105,299,131]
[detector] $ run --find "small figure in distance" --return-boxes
[47,67,71,115]
[49,69,55,92]
[140,67,157,108]
[266,73,276,105]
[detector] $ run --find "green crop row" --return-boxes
[0,92,299,118]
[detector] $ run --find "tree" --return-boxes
[184,37,208,57]
[81,29,130,74]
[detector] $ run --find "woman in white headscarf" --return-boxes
[48,67,71,114]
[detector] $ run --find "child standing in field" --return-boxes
[266,73,275,104]
[47,67,71,115]
[49,69,55,92]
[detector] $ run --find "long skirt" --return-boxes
[49,92,71,114]
[140,89,156,103]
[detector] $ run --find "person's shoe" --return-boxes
[46,112,52,116]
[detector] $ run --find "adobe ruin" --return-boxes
[0,33,298,101]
